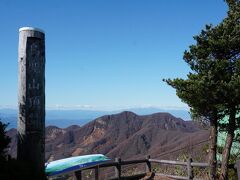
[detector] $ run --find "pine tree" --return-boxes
[0,121,10,162]
[164,0,240,179]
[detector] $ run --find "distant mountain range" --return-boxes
[0,107,190,129]
[7,111,208,164]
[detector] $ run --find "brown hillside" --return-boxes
[7,111,209,162]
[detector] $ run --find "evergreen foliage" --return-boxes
[164,0,240,179]
[0,121,10,162]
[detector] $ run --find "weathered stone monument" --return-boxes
[17,27,45,174]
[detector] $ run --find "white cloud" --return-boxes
[46,104,96,110]
[0,105,17,109]
[0,104,189,111]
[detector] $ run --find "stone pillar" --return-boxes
[17,27,45,174]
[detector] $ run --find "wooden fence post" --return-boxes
[115,157,121,179]
[146,155,151,173]
[187,158,193,180]
[74,170,82,180]
[95,165,99,180]
[235,160,240,180]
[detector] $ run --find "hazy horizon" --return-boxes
[0,106,191,129]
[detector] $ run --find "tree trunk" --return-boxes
[219,107,236,180]
[209,112,218,180]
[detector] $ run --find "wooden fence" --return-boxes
[74,156,240,180]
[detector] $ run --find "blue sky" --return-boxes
[0,0,227,110]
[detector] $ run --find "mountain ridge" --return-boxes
[6,111,209,163]
[1,108,190,129]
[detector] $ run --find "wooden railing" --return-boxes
[150,158,205,180]
[74,156,240,180]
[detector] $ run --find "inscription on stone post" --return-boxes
[17,27,45,174]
